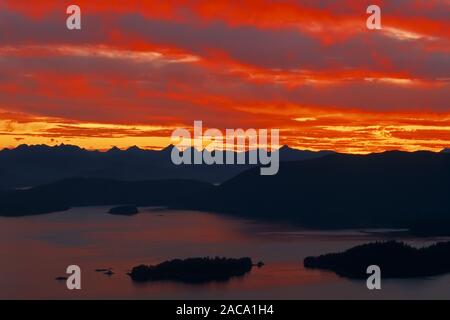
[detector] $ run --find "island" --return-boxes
[95,268,114,276]
[108,205,139,216]
[128,257,253,283]
[304,241,450,279]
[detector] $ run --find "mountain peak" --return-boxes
[55,144,82,152]
[441,148,450,154]
[107,146,122,153]
[161,144,175,152]
[127,145,142,152]
[16,144,31,150]
[279,145,292,151]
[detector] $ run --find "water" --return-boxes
[1,207,450,300]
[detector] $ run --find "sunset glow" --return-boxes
[0,0,449,153]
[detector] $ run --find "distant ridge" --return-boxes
[0,144,333,189]
[441,148,450,154]
[187,150,450,230]
[0,177,212,216]
[2,150,450,235]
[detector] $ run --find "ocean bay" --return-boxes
[1,206,449,299]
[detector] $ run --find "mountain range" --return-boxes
[0,144,333,189]
[1,145,450,235]
[193,150,450,229]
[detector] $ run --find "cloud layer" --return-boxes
[0,0,449,153]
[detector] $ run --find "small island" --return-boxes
[304,241,450,279]
[128,257,253,283]
[108,205,139,216]
[95,268,114,276]
[55,276,68,281]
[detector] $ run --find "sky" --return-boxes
[0,0,449,153]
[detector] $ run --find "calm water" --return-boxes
[1,207,450,300]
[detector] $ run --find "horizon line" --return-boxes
[2,143,449,155]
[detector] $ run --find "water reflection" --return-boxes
[0,206,449,299]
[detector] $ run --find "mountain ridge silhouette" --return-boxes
[183,150,450,231]
[0,144,333,189]
[1,148,450,235]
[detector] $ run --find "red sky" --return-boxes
[0,0,449,153]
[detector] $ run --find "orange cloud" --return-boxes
[0,1,448,153]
